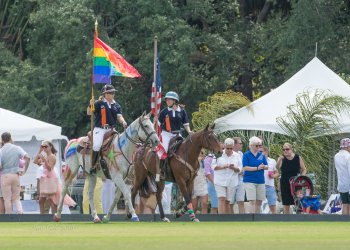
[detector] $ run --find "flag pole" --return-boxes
[91,20,98,160]
[153,36,158,129]
[153,36,160,182]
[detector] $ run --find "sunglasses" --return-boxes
[282,148,290,151]
[41,145,48,148]
[226,148,234,150]
[107,92,115,95]
[255,145,262,147]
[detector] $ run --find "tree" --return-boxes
[276,89,350,197]
[192,90,250,130]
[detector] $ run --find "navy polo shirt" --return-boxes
[159,106,189,132]
[242,150,268,184]
[94,99,122,128]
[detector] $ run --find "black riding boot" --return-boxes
[92,150,99,167]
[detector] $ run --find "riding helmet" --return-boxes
[164,91,179,102]
[101,84,117,94]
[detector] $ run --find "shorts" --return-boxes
[230,183,245,204]
[265,185,277,206]
[215,184,234,202]
[244,182,265,201]
[207,181,218,208]
[192,183,208,198]
[339,192,350,204]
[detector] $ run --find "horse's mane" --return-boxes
[64,138,80,159]
[182,128,206,144]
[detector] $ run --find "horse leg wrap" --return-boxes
[188,209,196,221]
[175,206,188,218]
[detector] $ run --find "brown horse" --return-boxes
[132,124,222,222]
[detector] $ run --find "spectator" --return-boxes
[0,148,3,214]
[296,188,321,214]
[214,138,242,214]
[334,138,350,215]
[33,140,75,214]
[231,137,245,214]
[192,151,208,214]
[242,136,268,214]
[263,146,279,214]
[276,143,307,214]
[83,178,103,214]
[34,163,50,214]
[204,151,219,214]
[101,179,117,214]
[0,132,30,214]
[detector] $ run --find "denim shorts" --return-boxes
[265,185,277,206]
[207,181,218,208]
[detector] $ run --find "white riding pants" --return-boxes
[93,127,112,151]
[161,131,177,152]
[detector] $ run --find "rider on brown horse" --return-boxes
[156,91,193,153]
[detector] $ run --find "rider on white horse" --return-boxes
[87,85,128,166]
[157,91,193,153]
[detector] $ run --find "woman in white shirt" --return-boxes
[214,138,242,214]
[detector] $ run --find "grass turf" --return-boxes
[0,222,348,250]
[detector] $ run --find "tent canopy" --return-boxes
[214,57,350,135]
[0,108,62,141]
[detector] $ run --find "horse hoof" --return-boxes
[126,213,132,219]
[161,217,171,222]
[192,218,200,222]
[53,214,60,222]
[102,216,109,224]
[93,217,101,223]
[131,216,140,222]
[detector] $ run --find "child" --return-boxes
[296,188,322,214]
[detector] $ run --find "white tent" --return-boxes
[214,57,350,134]
[0,108,62,141]
[0,108,67,189]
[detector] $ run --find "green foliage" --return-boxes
[192,90,250,131]
[275,90,350,197]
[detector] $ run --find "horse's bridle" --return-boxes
[117,116,157,168]
[124,116,157,146]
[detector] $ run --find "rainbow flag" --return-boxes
[93,34,141,84]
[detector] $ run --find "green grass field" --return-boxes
[0,222,348,250]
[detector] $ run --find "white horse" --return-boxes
[54,112,159,222]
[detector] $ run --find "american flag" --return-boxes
[151,49,167,159]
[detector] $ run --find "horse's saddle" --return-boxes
[86,130,117,179]
[167,135,183,158]
[160,158,176,183]
[159,135,183,182]
[76,136,91,154]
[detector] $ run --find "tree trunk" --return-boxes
[257,0,273,23]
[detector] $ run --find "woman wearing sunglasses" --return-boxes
[276,143,307,214]
[34,141,59,214]
[34,141,75,214]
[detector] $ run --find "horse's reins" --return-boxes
[117,116,157,179]
[172,130,213,180]
[124,116,157,146]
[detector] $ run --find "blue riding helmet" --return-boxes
[164,91,179,102]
